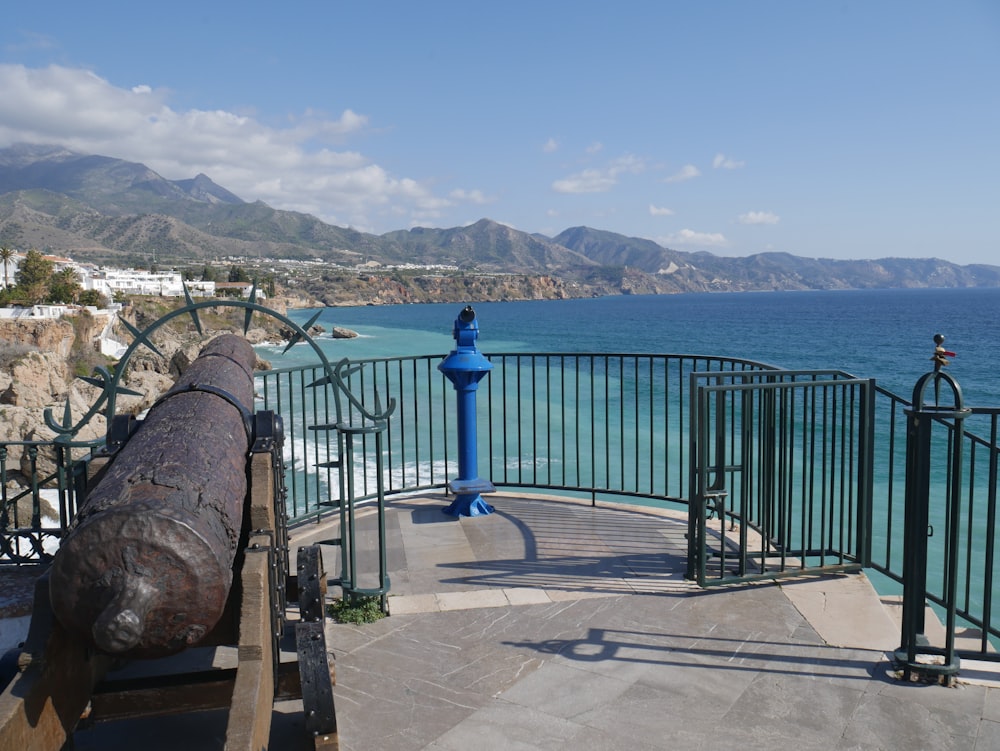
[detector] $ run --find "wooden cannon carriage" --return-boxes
[0,335,339,750]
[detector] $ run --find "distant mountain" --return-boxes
[553,226,689,272]
[1,144,998,294]
[554,227,1000,291]
[0,145,383,263]
[0,143,242,213]
[380,219,598,271]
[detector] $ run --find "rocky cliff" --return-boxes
[302,272,595,307]
[0,319,76,358]
[0,309,276,487]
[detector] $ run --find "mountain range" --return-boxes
[2,143,998,294]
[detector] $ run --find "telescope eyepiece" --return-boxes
[459,306,476,323]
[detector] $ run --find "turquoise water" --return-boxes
[263,288,1000,404]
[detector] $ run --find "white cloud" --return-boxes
[552,168,615,194]
[664,164,700,183]
[661,229,727,247]
[449,188,491,204]
[739,211,780,225]
[552,154,645,194]
[585,141,603,154]
[649,204,674,216]
[612,154,644,171]
[542,137,559,153]
[0,63,468,233]
[713,153,745,169]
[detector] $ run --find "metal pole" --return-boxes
[894,334,967,684]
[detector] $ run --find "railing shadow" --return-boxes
[503,627,896,683]
[390,494,697,596]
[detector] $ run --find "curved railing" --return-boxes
[258,352,781,515]
[5,345,1000,659]
[257,351,1000,657]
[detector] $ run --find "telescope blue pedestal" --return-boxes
[438,306,495,517]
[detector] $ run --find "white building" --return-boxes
[0,304,69,319]
[185,280,217,297]
[213,281,264,299]
[84,268,185,297]
[1,252,234,301]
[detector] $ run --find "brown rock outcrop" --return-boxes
[0,401,106,482]
[0,321,269,487]
[0,318,75,357]
[0,351,69,407]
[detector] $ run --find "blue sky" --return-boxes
[0,1,997,264]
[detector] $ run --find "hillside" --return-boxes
[2,144,999,295]
[380,219,599,272]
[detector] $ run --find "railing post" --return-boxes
[0,445,8,533]
[438,306,495,516]
[894,334,968,684]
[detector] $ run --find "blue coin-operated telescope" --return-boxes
[438,306,495,516]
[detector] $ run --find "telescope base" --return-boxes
[445,477,496,517]
[443,493,495,517]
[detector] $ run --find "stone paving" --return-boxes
[288,494,1000,751]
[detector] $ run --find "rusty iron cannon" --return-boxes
[51,333,255,658]
[0,334,339,750]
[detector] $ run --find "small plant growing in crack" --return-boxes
[327,596,386,624]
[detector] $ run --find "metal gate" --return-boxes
[686,369,876,586]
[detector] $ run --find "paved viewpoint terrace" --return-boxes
[54,493,1000,749]
[288,494,1000,751]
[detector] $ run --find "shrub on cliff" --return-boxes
[0,341,39,370]
[66,309,113,378]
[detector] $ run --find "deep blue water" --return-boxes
[272,288,1000,404]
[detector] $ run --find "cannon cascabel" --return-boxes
[49,334,257,658]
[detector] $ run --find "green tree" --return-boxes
[0,246,15,290]
[78,289,108,307]
[14,249,53,305]
[200,265,217,282]
[228,265,250,283]
[48,267,83,304]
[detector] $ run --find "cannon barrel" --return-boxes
[49,334,257,658]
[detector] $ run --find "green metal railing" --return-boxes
[273,352,780,508]
[0,439,97,565]
[5,347,1000,663]
[687,369,876,586]
[257,352,1000,659]
[866,392,1000,660]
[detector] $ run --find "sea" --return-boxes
[266,287,1000,406]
